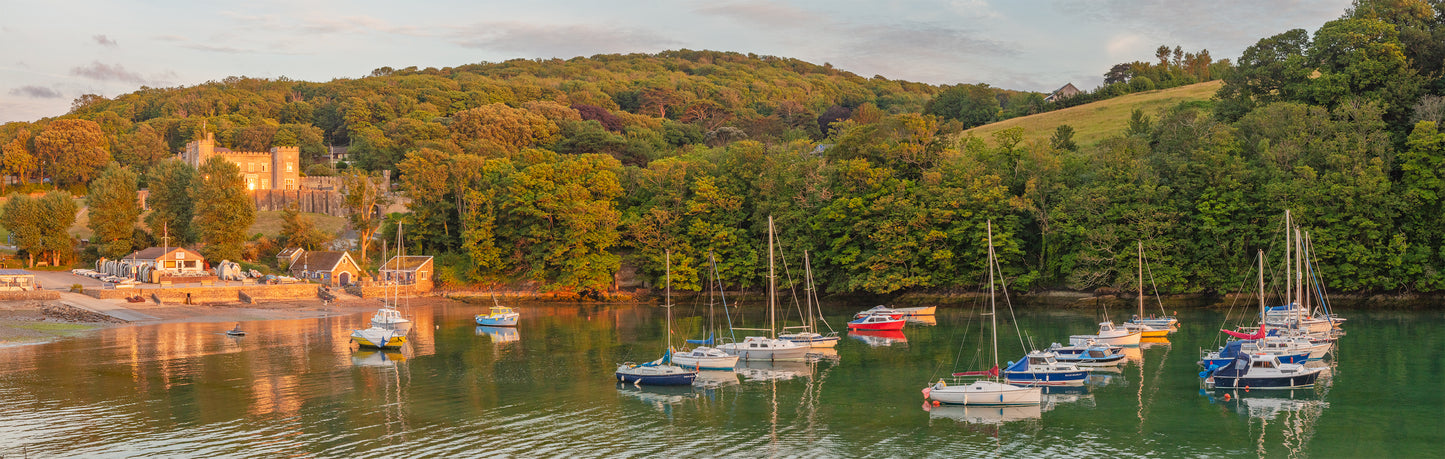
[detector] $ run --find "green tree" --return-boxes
[397,147,455,253]
[1050,124,1078,151]
[0,194,42,267]
[37,191,79,267]
[2,132,36,192]
[145,159,197,245]
[86,164,141,259]
[498,150,623,292]
[923,84,1000,129]
[192,156,255,261]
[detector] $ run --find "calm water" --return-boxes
[0,298,1440,457]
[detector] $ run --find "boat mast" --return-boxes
[768,215,777,339]
[1259,249,1266,330]
[1288,209,1300,306]
[804,250,815,332]
[986,220,998,380]
[1138,240,1144,319]
[665,249,672,351]
[1295,226,1305,314]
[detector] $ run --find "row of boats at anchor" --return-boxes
[924,212,1346,411]
[616,217,944,386]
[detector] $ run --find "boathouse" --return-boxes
[284,249,363,286]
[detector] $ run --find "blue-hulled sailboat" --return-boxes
[1004,350,1090,386]
[616,250,698,386]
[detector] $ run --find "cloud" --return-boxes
[694,1,816,28]
[68,61,173,86]
[451,22,679,57]
[949,0,1002,20]
[9,85,64,99]
[1053,0,1349,50]
[1106,33,1149,61]
[93,34,118,47]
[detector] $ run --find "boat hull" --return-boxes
[1004,370,1090,386]
[475,315,519,327]
[1210,371,1321,390]
[925,380,1042,406]
[671,349,740,370]
[779,333,840,348]
[351,328,406,350]
[615,371,698,386]
[718,339,812,361]
[847,318,906,331]
[1069,331,1142,347]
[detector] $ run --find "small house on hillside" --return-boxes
[380,255,434,292]
[1044,83,1081,103]
[124,247,206,273]
[276,247,305,270]
[285,249,362,286]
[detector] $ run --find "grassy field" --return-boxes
[248,210,350,238]
[962,80,1223,148]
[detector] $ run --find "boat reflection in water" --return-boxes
[475,326,520,344]
[694,370,741,388]
[736,360,814,382]
[849,330,908,347]
[1139,336,1171,349]
[351,349,408,367]
[616,384,700,411]
[924,402,1042,425]
[1211,390,1329,459]
[905,315,938,326]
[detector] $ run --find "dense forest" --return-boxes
[2,1,1444,297]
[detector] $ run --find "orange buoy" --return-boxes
[933,401,940,406]
[1222,393,1231,401]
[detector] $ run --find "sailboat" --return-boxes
[616,250,699,386]
[779,250,841,347]
[368,222,413,333]
[922,220,1042,406]
[351,222,409,350]
[718,216,811,361]
[1202,249,1325,390]
[475,294,520,327]
[672,252,741,371]
[1125,241,1177,337]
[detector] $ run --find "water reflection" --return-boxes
[925,403,1043,425]
[617,384,700,410]
[475,326,520,344]
[736,360,813,381]
[352,349,408,367]
[849,330,908,347]
[906,316,938,326]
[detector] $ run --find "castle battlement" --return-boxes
[182,132,301,191]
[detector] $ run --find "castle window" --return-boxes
[287,162,294,173]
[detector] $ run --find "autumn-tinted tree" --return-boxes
[0,194,42,267]
[38,191,78,267]
[279,204,331,250]
[86,164,141,259]
[33,119,111,187]
[1,131,35,191]
[340,169,390,264]
[192,155,255,261]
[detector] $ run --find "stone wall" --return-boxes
[0,290,60,301]
[253,189,346,217]
[347,284,424,299]
[85,283,322,304]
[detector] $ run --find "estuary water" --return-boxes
[0,298,1440,457]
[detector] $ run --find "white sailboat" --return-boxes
[923,221,1042,406]
[672,251,741,371]
[351,222,409,350]
[779,250,840,348]
[368,222,412,333]
[718,216,811,361]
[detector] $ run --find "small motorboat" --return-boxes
[225,323,246,336]
[670,346,740,370]
[475,305,521,327]
[1200,340,1309,368]
[847,313,906,331]
[1069,321,1142,347]
[853,305,936,319]
[1048,341,1127,366]
[1003,350,1090,386]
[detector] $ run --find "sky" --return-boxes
[0,0,1354,124]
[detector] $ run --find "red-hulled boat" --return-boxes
[847,314,906,331]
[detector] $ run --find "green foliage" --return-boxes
[279,205,331,250]
[86,164,141,259]
[192,156,255,261]
[924,84,1000,129]
[144,159,196,244]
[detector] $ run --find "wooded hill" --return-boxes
[3,1,1445,297]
